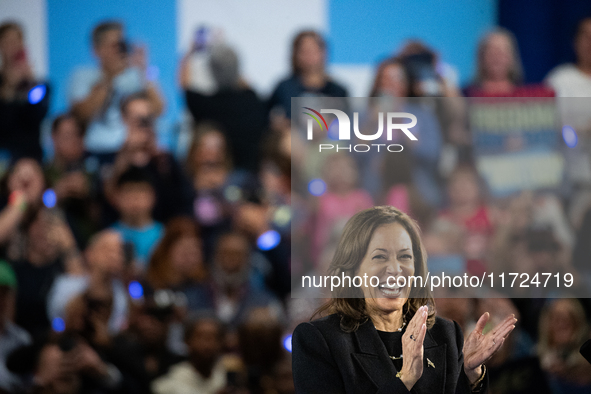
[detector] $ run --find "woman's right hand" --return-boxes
[399,305,428,390]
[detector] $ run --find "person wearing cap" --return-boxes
[0,259,32,393]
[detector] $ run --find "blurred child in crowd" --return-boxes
[312,153,373,264]
[438,165,493,275]
[110,166,163,270]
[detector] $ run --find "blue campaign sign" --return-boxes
[469,98,564,197]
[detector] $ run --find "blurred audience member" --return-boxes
[146,217,207,293]
[464,28,553,97]
[185,44,268,172]
[0,158,45,254]
[312,153,373,263]
[48,229,128,335]
[178,26,223,93]
[268,30,348,121]
[369,57,410,98]
[546,17,591,97]
[46,114,98,248]
[152,314,239,394]
[0,260,31,393]
[477,298,552,394]
[110,167,164,270]
[192,232,282,328]
[397,40,460,97]
[11,208,82,337]
[0,21,50,162]
[68,21,163,164]
[105,287,184,393]
[573,205,591,286]
[238,307,284,392]
[106,92,194,224]
[185,123,239,247]
[438,165,493,275]
[538,299,591,391]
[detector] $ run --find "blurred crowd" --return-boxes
[0,14,591,394]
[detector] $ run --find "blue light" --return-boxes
[257,230,281,251]
[562,125,578,148]
[28,84,46,105]
[146,65,160,82]
[52,317,65,332]
[128,281,144,299]
[327,119,340,140]
[42,189,57,208]
[283,334,292,352]
[308,179,326,196]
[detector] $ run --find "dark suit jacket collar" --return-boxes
[351,318,448,393]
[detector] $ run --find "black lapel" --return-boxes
[351,320,447,393]
[351,319,397,389]
[413,329,447,394]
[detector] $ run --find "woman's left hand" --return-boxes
[463,312,517,382]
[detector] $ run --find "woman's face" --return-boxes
[482,33,514,81]
[378,63,408,97]
[170,235,203,275]
[0,28,24,61]
[194,131,227,166]
[8,158,45,204]
[548,300,577,346]
[296,36,324,73]
[356,222,415,315]
[448,170,480,206]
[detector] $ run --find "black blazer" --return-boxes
[292,314,488,394]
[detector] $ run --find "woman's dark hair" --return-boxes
[313,206,436,332]
[575,16,591,40]
[146,217,206,289]
[51,113,85,137]
[91,20,122,48]
[474,28,524,86]
[0,21,23,42]
[291,30,326,76]
[185,121,233,179]
[368,57,409,98]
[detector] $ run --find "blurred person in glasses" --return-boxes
[104,92,194,225]
[68,21,164,165]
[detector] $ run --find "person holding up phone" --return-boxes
[68,21,164,165]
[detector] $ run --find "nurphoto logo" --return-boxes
[303,107,418,153]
